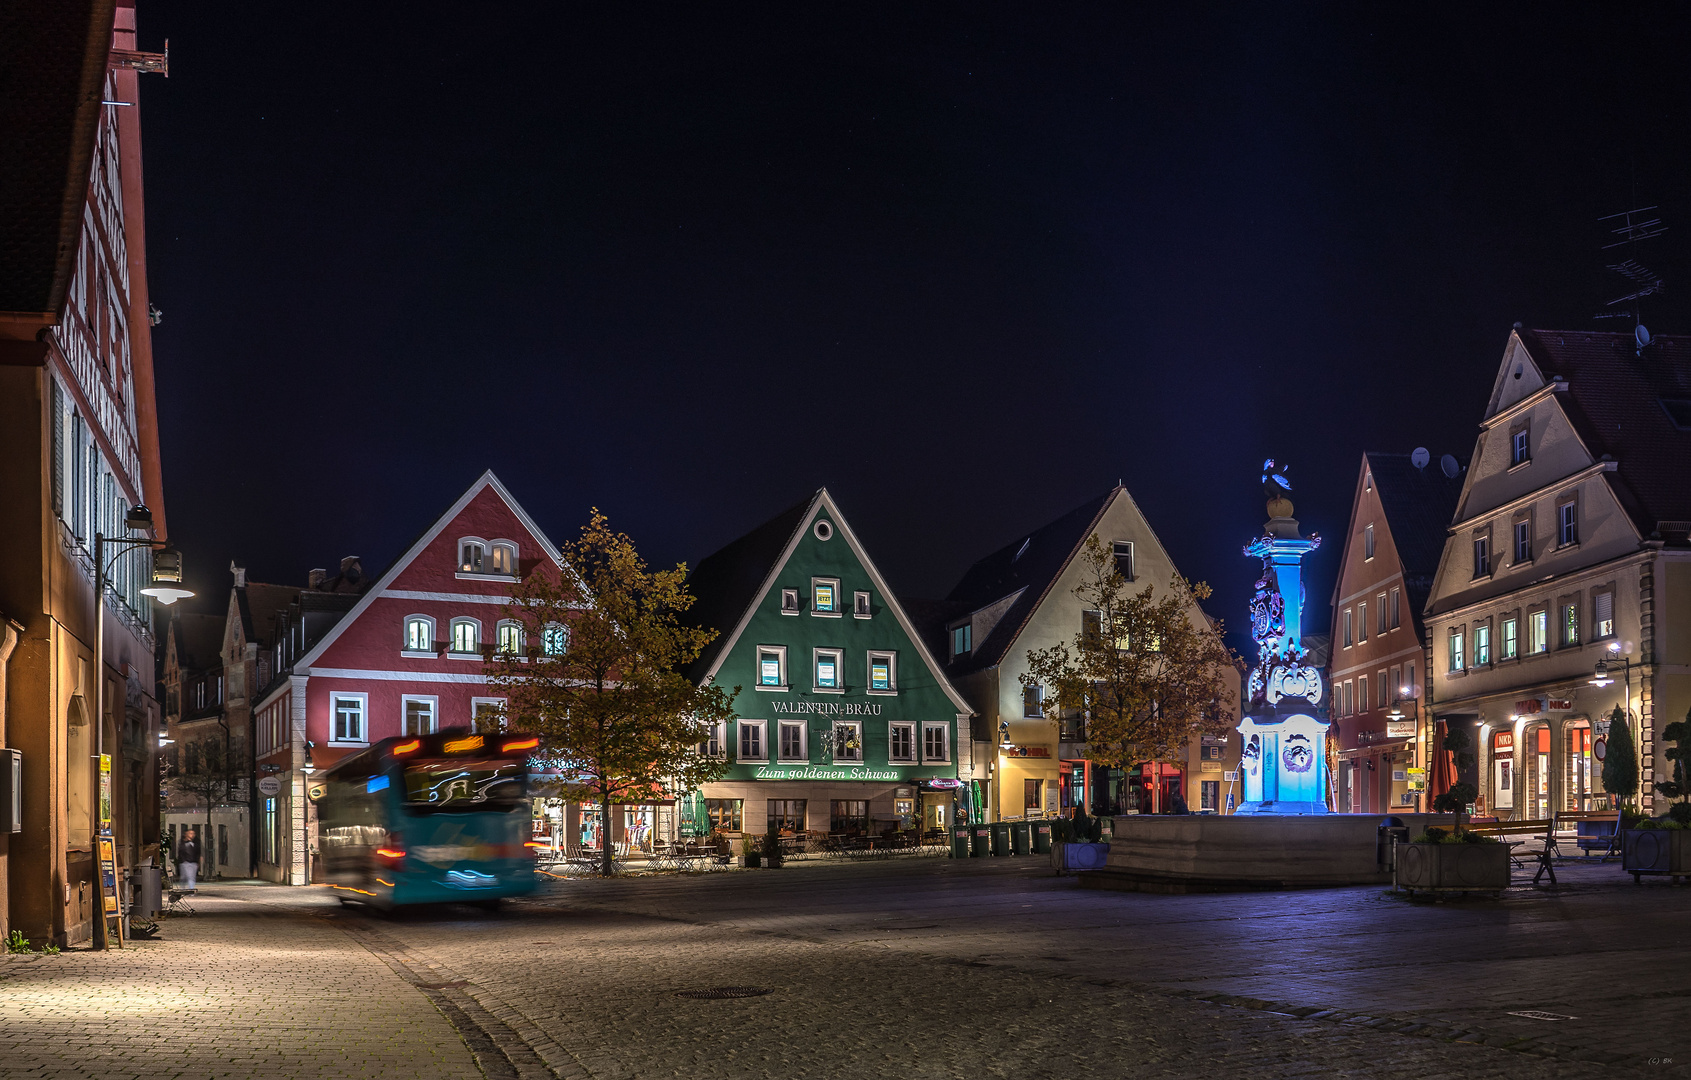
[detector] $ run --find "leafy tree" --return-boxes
[1651,707,1691,824]
[485,510,737,876]
[1430,722,1478,832]
[1021,536,1239,784]
[1602,705,1639,809]
[168,728,239,870]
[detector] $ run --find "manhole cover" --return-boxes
[416,980,469,990]
[676,986,774,1000]
[1508,1010,1576,1021]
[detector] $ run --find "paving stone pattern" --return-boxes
[2,859,1687,1079]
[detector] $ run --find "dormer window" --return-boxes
[461,537,517,577]
[854,590,872,618]
[780,588,800,615]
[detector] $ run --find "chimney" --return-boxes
[307,568,326,590]
[340,556,363,584]
[230,561,247,589]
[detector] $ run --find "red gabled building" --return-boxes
[253,472,568,884]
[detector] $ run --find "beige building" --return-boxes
[1425,328,1691,820]
[929,486,1241,821]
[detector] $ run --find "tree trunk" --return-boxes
[600,789,614,876]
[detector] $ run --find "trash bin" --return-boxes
[1377,816,1409,871]
[950,824,972,859]
[133,865,162,917]
[990,822,1011,856]
[970,824,991,857]
[1010,821,1031,855]
[1030,819,1054,854]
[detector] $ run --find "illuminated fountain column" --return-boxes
[1236,461,1330,815]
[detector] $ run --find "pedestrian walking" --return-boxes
[177,828,200,891]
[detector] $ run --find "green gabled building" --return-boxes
[683,489,975,842]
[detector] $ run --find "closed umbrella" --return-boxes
[1429,720,1455,799]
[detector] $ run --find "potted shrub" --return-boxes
[739,834,760,869]
[763,818,784,869]
[1623,709,1691,883]
[1397,725,1508,895]
[1050,811,1109,872]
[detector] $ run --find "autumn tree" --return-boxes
[1021,535,1239,788]
[484,510,737,875]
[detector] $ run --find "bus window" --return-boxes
[402,759,525,807]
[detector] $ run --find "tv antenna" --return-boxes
[1596,206,1666,350]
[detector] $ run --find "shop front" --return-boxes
[1478,696,1607,821]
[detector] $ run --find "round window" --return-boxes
[813,520,834,541]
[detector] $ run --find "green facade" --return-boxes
[700,498,968,786]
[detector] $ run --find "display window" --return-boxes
[1565,723,1595,811]
[1492,730,1514,810]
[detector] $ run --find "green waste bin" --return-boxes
[1010,821,1031,855]
[950,825,971,859]
[990,822,1011,856]
[970,824,991,857]
[1030,819,1054,854]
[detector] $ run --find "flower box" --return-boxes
[1621,829,1690,884]
[1394,841,1510,896]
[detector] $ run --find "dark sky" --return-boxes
[134,4,1691,649]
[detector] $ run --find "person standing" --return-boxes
[177,828,200,891]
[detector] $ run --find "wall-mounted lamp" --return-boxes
[302,740,317,774]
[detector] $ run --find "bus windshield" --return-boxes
[402,758,526,807]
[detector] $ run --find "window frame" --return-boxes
[457,536,488,575]
[1560,599,1580,648]
[888,722,917,763]
[780,588,800,615]
[1343,608,1353,648]
[866,650,897,695]
[705,798,743,833]
[853,590,872,619]
[1501,615,1520,660]
[737,719,768,763]
[1528,608,1549,655]
[540,622,569,657]
[495,619,526,658]
[921,722,950,764]
[401,694,438,737]
[1513,517,1532,565]
[1357,601,1368,642]
[832,720,864,762]
[1593,590,1615,640]
[1113,540,1136,581]
[1376,592,1387,636]
[1448,629,1465,673]
[950,622,972,657]
[489,540,519,577]
[1363,523,1375,560]
[754,644,789,691]
[1472,531,1491,579]
[1389,587,1402,630]
[698,721,728,759]
[1557,499,1579,548]
[1510,424,1530,467]
[402,614,436,657]
[810,577,842,617]
[1474,622,1491,667]
[777,720,807,763]
[330,691,368,746]
[448,617,482,658]
[1022,684,1045,719]
[812,647,845,693]
[470,697,506,731]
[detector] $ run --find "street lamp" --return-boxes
[302,741,316,774]
[90,505,194,951]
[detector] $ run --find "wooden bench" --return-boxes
[1556,808,1623,861]
[1460,817,1558,886]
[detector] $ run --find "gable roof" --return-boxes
[291,471,567,674]
[169,612,224,674]
[1364,452,1467,627]
[940,487,1118,676]
[237,582,302,648]
[0,0,114,317]
[1512,328,1691,538]
[682,488,972,714]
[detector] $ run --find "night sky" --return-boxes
[133,4,1691,647]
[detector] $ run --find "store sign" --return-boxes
[1224,771,1238,782]
[1200,761,1222,773]
[769,699,885,717]
[258,776,282,796]
[1546,698,1573,712]
[1386,719,1415,738]
[1006,746,1050,758]
[1493,731,1514,751]
[1515,699,1542,716]
[753,765,907,781]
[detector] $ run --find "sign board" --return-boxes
[257,776,282,796]
[1406,767,1426,793]
[1593,737,1607,762]
[1223,771,1238,782]
[1594,719,1611,736]
[1225,792,1235,812]
[1493,731,1514,752]
[1546,698,1573,712]
[1200,761,1222,773]
[1515,699,1542,716]
[1392,769,1408,782]
[98,754,112,831]
[1385,719,1415,739]
[307,781,327,802]
[97,832,123,946]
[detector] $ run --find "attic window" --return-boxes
[813,520,834,541]
[1660,398,1691,430]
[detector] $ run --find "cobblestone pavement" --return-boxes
[3,859,1687,1079]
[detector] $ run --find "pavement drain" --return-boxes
[676,986,775,1000]
[1507,1010,1577,1021]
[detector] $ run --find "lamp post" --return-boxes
[90,505,194,950]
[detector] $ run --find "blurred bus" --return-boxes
[313,730,541,909]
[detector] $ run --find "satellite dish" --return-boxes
[1411,447,1430,470]
[1636,323,1652,349]
[1440,454,1461,479]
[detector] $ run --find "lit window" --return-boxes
[854,591,871,618]
[1558,502,1578,546]
[497,621,524,656]
[889,723,916,762]
[1594,592,1614,639]
[922,722,949,763]
[404,616,434,652]
[1364,523,1375,560]
[868,651,895,692]
[1023,684,1044,718]
[1529,610,1548,654]
[738,720,766,761]
[1514,520,1531,563]
[1512,428,1529,466]
[1474,625,1491,666]
[402,697,435,737]
[951,623,971,656]
[778,721,806,761]
[1501,617,1519,659]
[541,623,568,656]
[833,721,862,762]
[1562,603,1579,646]
[812,579,839,614]
[1449,631,1465,672]
[814,649,842,690]
[490,542,517,575]
[332,695,365,743]
[450,619,480,654]
[459,541,485,573]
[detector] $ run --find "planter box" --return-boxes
[1621,829,1691,884]
[1394,841,1510,895]
[1052,841,1110,873]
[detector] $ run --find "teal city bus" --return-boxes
[313,729,542,910]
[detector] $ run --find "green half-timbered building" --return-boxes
[683,489,974,844]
